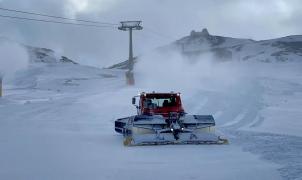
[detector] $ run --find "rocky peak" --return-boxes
[190,28,210,37]
[201,28,210,36]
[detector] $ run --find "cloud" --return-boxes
[0,0,301,67]
[65,0,120,16]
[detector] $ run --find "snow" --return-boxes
[0,60,301,180]
[240,63,302,137]
[172,29,302,63]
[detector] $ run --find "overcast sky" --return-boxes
[0,0,301,67]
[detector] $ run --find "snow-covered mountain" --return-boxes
[170,28,302,62]
[109,28,302,69]
[26,46,78,64]
[106,57,138,70]
[0,37,77,65]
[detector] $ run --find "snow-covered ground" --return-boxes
[0,62,301,180]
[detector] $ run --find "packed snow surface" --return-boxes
[0,62,301,180]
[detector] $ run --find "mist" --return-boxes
[135,51,253,94]
[0,40,29,80]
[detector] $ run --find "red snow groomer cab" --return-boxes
[138,92,185,118]
[115,92,228,146]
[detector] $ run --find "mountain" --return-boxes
[106,57,138,69]
[0,37,77,65]
[171,28,302,62]
[26,46,78,64]
[109,28,302,69]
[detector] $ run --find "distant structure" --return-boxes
[118,21,143,85]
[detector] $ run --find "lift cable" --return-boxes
[0,14,116,28]
[144,26,177,41]
[0,7,118,26]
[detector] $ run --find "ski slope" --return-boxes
[0,62,302,180]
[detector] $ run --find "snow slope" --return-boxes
[172,28,302,63]
[1,59,302,180]
[1,34,302,179]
